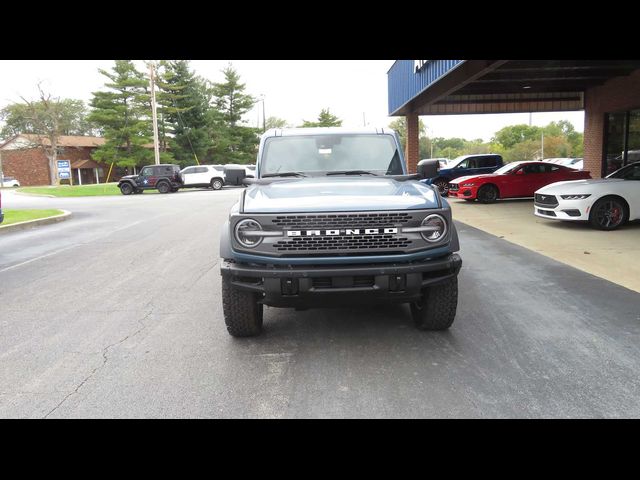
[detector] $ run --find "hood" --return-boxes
[536,178,625,194]
[243,177,440,213]
[121,174,139,180]
[450,174,497,184]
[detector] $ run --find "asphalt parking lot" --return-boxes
[1,188,639,418]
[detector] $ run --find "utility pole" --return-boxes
[261,95,266,133]
[541,131,544,160]
[0,150,4,188]
[363,112,366,127]
[149,62,160,165]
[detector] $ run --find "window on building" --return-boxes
[604,108,640,176]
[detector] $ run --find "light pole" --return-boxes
[257,94,266,133]
[425,125,434,158]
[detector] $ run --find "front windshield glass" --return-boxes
[261,134,403,176]
[607,163,640,179]
[448,156,467,168]
[493,163,521,175]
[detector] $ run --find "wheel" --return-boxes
[120,183,134,195]
[157,181,170,194]
[434,179,450,196]
[221,276,263,337]
[589,196,628,230]
[410,277,458,331]
[477,184,498,204]
[211,178,223,190]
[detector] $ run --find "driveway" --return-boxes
[447,197,640,292]
[1,188,639,418]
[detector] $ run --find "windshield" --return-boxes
[607,162,640,179]
[493,163,521,175]
[260,134,403,176]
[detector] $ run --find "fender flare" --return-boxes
[219,220,233,259]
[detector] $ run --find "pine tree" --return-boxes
[300,108,342,127]
[88,60,154,169]
[207,64,259,164]
[156,60,211,167]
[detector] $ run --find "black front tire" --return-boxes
[120,183,134,195]
[589,196,628,230]
[157,181,170,194]
[222,276,264,337]
[410,277,458,331]
[477,185,498,204]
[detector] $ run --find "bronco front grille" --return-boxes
[274,234,411,252]
[271,212,413,229]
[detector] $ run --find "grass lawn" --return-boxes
[1,209,65,225]
[17,183,157,197]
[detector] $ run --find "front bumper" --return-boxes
[448,185,477,199]
[534,197,593,221]
[221,253,462,308]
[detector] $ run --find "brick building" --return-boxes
[387,60,640,178]
[0,134,128,186]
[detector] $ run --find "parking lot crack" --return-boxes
[42,310,152,418]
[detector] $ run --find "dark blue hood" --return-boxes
[243,177,440,213]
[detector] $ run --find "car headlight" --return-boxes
[560,194,591,200]
[234,218,263,248]
[462,183,475,187]
[421,214,447,242]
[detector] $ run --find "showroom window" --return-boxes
[604,108,640,176]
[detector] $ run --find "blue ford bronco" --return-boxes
[219,127,462,337]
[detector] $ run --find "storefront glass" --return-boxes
[604,108,640,176]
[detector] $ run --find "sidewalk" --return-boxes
[448,197,640,293]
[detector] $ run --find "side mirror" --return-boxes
[417,159,439,179]
[515,169,524,175]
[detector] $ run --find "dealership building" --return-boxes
[388,60,640,177]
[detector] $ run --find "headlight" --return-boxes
[462,183,475,187]
[560,194,591,200]
[421,214,447,242]
[234,218,263,248]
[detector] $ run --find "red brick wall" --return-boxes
[1,149,51,186]
[1,146,116,185]
[405,113,420,173]
[584,69,640,178]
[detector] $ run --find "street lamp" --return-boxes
[257,94,266,133]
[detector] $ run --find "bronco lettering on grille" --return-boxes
[287,228,398,237]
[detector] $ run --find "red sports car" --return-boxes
[447,161,592,203]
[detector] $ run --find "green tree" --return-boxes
[492,124,542,149]
[156,60,211,167]
[1,98,95,139]
[388,117,427,152]
[265,116,290,129]
[88,60,154,169]
[207,64,259,164]
[503,139,540,162]
[300,108,342,127]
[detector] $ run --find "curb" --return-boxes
[14,191,57,198]
[0,210,72,234]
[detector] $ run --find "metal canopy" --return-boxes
[391,60,640,116]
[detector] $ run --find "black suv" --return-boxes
[118,164,182,195]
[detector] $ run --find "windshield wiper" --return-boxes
[261,172,307,178]
[326,170,378,176]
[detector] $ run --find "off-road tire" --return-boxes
[410,277,458,331]
[477,184,498,204]
[120,183,134,195]
[221,275,263,337]
[157,181,171,194]
[211,178,223,190]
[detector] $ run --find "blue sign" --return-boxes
[57,160,70,169]
[59,172,71,179]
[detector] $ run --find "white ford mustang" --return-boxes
[534,161,640,230]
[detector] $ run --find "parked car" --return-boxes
[118,164,182,195]
[422,158,450,169]
[448,161,591,203]
[180,165,226,190]
[0,175,20,187]
[569,159,584,170]
[422,154,503,195]
[534,161,640,230]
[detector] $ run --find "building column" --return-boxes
[405,113,420,173]
[77,169,82,185]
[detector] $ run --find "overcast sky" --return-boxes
[0,60,584,142]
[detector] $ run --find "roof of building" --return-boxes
[0,134,107,149]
